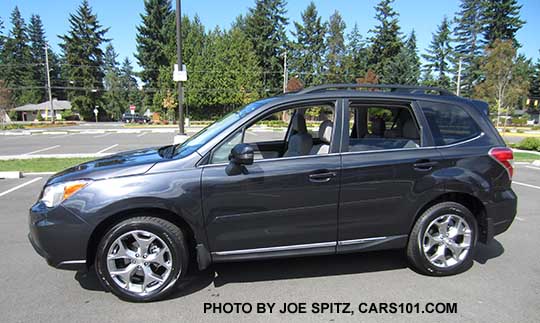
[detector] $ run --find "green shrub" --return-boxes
[515,137,540,152]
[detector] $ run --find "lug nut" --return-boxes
[144,262,148,266]
[135,254,139,257]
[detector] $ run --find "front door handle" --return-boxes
[308,170,336,183]
[413,160,438,171]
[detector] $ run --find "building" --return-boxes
[14,99,72,121]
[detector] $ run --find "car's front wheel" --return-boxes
[95,217,189,302]
[407,202,477,276]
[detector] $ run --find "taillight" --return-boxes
[489,147,514,179]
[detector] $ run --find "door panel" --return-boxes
[202,155,341,252]
[338,148,445,242]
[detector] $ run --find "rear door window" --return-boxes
[420,102,481,146]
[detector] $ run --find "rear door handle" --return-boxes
[413,160,438,171]
[308,170,336,183]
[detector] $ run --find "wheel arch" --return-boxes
[411,191,488,243]
[85,207,198,268]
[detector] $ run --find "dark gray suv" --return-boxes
[29,84,517,302]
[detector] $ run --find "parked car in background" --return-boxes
[121,113,151,124]
[29,84,517,302]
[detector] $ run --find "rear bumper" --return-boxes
[28,201,90,271]
[485,188,517,241]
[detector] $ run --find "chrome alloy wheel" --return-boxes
[107,230,174,295]
[422,214,472,268]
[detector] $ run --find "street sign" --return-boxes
[93,108,98,115]
[130,105,136,114]
[173,64,187,82]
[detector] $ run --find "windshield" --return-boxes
[171,98,276,158]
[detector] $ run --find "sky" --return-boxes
[1,0,539,71]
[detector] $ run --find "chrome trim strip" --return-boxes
[58,260,86,265]
[338,236,388,246]
[212,241,337,256]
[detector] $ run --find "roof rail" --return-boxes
[298,83,456,96]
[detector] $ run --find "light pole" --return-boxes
[175,0,185,135]
[44,43,54,122]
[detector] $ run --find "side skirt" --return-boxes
[210,235,408,263]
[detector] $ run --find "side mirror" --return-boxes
[226,143,254,175]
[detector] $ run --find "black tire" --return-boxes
[95,217,189,302]
[406,202,478,276]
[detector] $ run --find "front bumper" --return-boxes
[28,201,91,271]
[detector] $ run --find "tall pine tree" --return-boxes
[136,0,173,109]
[290,2,326,86]
[119,57,142,112]
[453,0,484,96]
[325,11,347,83]
[383,31,420,85]
[343,24,368,82]
[482,0,524,48]
[367,0,403,82]
[244,0,288,94]
[3,7,34,106]
[59,0,110,120]
[422,17,453,89]
[0,17,6,59]
[527,55,540,112]
[102,43,125,119]
[28,14,47,103]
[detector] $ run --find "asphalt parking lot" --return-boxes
[0,164,538,322]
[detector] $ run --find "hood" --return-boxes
[46,146,169,185]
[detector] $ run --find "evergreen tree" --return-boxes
[343,23,368,82]
[59,0,110,120]
[482,0,524,48]
[527,55,540,112]
[453,0,484,96]
[103,43,124,119]
[325,10,347,83]
[422,17,453,89]
[3,7,34,106]
[244,0,288,94]
[119,57,142,112]
[290,2,326,86]
[28,14,47,103]
[367,0,403,81]
[0,17,6,59]
[384,31,421,85]
[136,0,173,108]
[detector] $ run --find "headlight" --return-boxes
[41,180,91,208]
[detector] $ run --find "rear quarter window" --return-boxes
[420,102,481,146]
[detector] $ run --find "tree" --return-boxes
[119,57,142,113]
[527,55,540,112]
[0,17,6,58]
[482,0,524,48]
[453,0,484,96]
[367,0,403,81]
[102,44,125,119]
[474,40,529,127]
[2,7,34,106]
[343,23,368,82]
[28,14,47,103]
[59,0,110,120]
[383,31,420,85]
[422,17,453,89]
[136,0,173,108]
[290,2,326,86]
[244,0,288,94]
[325,11,347,83]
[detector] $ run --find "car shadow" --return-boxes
[74,239,504,301]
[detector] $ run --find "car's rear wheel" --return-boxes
[95,217,188,302]
[407,202,477,276]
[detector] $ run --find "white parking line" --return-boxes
[525,166,540,171]
[513,181,540,190]
[97,144,119,154]
[94,133,111,138]
[0,177,43,197]
[22,145,61,155]
[136,132,147,137]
